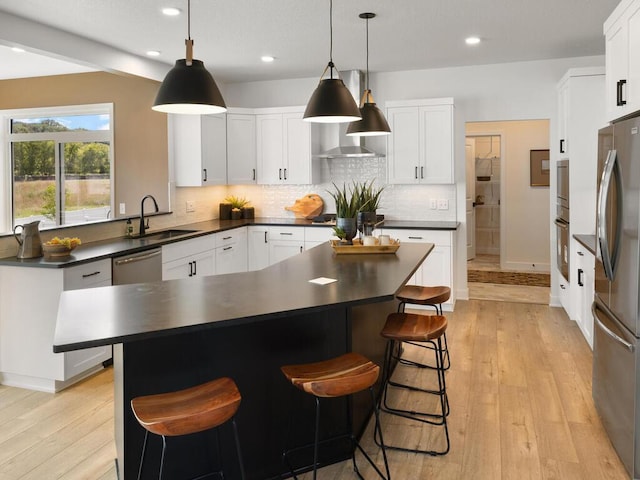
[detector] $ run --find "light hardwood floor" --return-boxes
[0,300,628,479]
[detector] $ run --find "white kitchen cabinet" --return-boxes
[171,113,227,186]
[380,228,456,311]
[386,98,454,185]
[248,226,270,271]
[268,226,305,265]
[572,240,595,349]
[304,226,335,250]
[256,107,313,185]
[227,113,257,185]
[214,227,248,275]
[0,258,112,392]
[604,0,640,121]
[162,235,216,280]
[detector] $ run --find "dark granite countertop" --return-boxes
[53,242,433,353]
[574,234,597,256]
[0,218,457,269]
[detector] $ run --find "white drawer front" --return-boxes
[268,226,305,242]
[64,259,112,291]
[382,228,452,246]
[162,235,215,263]
[304,226,334,242]
[215,227,247,248]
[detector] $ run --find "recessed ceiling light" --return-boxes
[162,7,181,16]
[146,50,161,57]
[11,47,25,53]
[465,36,481,45]
[261,55,275,63]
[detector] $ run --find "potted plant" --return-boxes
[327,183,359,244]
[353,180,385,236]
[224,195,250,220]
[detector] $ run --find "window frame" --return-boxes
[1,103,114,233]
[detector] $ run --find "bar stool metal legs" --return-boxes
[281,352,391,480]
[376,313,451,456]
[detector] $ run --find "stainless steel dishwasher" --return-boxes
[112,248,162,285]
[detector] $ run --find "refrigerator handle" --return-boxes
[597,150,617,280]
[592,302,635,352]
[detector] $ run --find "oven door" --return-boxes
[557,159,569,209]
[555,218,569,281]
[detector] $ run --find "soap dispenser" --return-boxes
[125,219,133,237]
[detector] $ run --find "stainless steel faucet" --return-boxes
[139,194,159,236]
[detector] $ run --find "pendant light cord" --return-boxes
[365,14,369,92]
[185,0,193,65]
[329,0,334,79]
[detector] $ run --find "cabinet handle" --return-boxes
[193,260,197,276]
[577,251,584,256]
[559,139,565,154]
[578,268,584,287]
[279,168,282,180]
[203,168,208,182]
[252,168,256,181]
[299,246,303,253]
[414,166,418,179]
[264,231,268,243]
[421,166,424,179]
[280,232,293,236]
[188,261,193,277]
[560,284,566,289]
[284,168,288,180]
[81,271,101,278]
[408,236,424,240]
[223,246,233,251]
[617,79,627,106]
[223,236,232,240]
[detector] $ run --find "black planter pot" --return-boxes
[219,203,232,220]
[336,217,357,245]
[242,207,255,219]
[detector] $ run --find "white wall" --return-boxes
[225,55,604,301]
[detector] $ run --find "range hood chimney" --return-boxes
[314,70,384,159]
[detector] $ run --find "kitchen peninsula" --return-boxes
[53,241,433,479]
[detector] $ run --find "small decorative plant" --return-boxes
[353,180,385,212]
[224,195,250,210]
[327,183,359,219]
[332,226,346,240]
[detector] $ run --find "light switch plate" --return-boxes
[429,199,437,209]
[119,203,126,214]
[186,200,195,213]
[437,199,449,210]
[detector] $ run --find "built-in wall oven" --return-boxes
[555,159,570,281]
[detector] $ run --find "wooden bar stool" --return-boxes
[131,377,245,480]
[377,312,450,456]
[281,352,391,480]
[395,285,451,370]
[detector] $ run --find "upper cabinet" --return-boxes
[256,107,313,185]
[171,114,227,187]
[227,113,257,185]
[386,98,454,185]
[604,0,640,121]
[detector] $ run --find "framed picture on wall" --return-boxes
[530,149,550,187]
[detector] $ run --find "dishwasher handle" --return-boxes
[113,249,161,266]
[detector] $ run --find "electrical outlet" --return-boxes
[186,200,195,213]
[119,203,126,214]
[437,199,449,210]
[429,199,437,209]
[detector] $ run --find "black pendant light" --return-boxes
[346,13,391,136]
[152,0,226,115]
[303,0,361,123]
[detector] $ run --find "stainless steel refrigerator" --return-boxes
[593,114,640,479]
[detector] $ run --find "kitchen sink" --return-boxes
[133,229,200,241]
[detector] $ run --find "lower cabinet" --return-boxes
[162,235,216,280]
[572,241,595,349]
[0,258,112,392]
[269,226,305,265]
[380,228,456,311]
[304,226,335,250]
[248,226,270,271]
[214,228,248,275]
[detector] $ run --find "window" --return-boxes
[2,104,113,232]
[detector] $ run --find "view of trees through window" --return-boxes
[10,110,112,228]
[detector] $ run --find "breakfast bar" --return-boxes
[53,242,433,479]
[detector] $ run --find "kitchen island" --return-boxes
[53,242,433,479]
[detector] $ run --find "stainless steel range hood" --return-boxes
[313,70,384,159]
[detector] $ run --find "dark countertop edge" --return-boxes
[1,217,456,269]
[573,234,597,256]
[52,293,394,353]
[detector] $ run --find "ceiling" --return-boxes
[0,0,621,84]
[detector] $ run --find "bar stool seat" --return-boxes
[378,312,450,456]
[395,285,451,370]
[281,352,390,479]
[131,377,245,479]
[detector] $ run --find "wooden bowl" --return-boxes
[42,243,74,258]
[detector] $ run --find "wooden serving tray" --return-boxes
[330,238,400,254]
